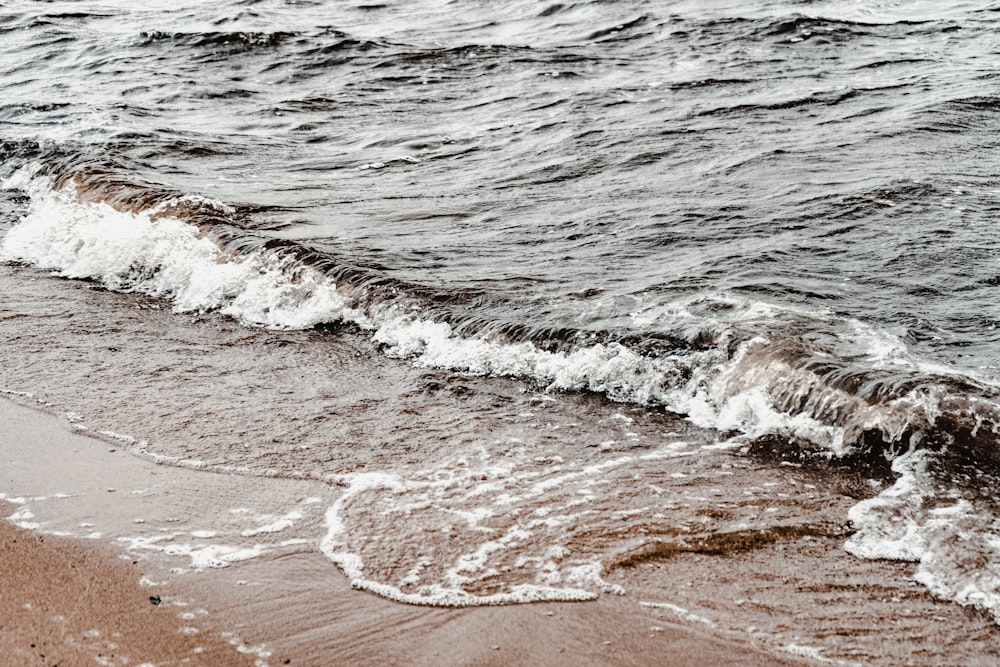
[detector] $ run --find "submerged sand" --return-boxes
[0,397,798,666]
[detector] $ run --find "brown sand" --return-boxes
[179,548,799,667]
[0,511,255,667]
[0,397,797,666]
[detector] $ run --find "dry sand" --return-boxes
[0,397,797,666]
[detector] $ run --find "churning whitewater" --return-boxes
[7,159,1000,618]
[4,0,1000,662]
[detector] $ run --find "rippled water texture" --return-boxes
[3,1,1000,664]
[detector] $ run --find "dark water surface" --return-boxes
[3,1,1000,663]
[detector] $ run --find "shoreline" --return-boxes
[0,397,797,666]
[0,513,261,667]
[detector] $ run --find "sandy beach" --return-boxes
[7,1,1000,664]
[0,515,260,667]
[0,397,799,666]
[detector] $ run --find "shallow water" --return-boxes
[4,1,1000,663]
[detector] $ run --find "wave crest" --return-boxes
[5,168,1000,471]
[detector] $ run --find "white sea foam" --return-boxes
[321,472,599,606]
[0,178,367,330]
[8,506,40,530]
[846,448,1000,624]
[190,530,218,538]
[11,176,1000,619]
[118,532,268,570]
[639,600,716,627]
[783,643,844,664]
[320,443,701,606]
[240,510,302,537]
[845,450,931,561]
[4,175,968,462]
[0,177,738,425]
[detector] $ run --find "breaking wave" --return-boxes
[5,166,1000,462]
[7,165,1000,611]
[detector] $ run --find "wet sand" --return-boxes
[0,515,258,667]
[0,397,797,666]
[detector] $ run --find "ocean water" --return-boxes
[3,0,1000,662]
